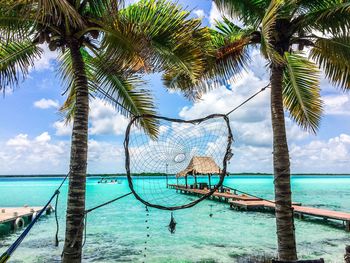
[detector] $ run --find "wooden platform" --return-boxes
[0,206,53,233]
[169,184,350,231]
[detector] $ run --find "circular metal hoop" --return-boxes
[124,114,233,211]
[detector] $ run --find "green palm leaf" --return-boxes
[283,52,322,133]
[214,0,268,27]
[260,0,285,65]
[58,48,159,137]
[118,0,207,79]
[0,40,42,92]
[294,1,350,35]
[310,36,350,90]
[93,57,159,138]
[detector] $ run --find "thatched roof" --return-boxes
[176,156,221,177]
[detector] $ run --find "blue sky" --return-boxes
[1,0,350,175]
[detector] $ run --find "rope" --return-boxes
[54,193,60,247]
[225,84,270,116]
[0,173,69,263]
[96,83,269,119]
[67,192,133,249]
[85,192,132,214]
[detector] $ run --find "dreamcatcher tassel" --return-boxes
[168,212,177,234]
[209,204,213,218]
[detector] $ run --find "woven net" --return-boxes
[124,114,233,210]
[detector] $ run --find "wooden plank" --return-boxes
[0,207,46,224]
[229,200,350,223]
[171,184,350,230]
[292,205,350,221]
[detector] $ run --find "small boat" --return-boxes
[98,177,122,184]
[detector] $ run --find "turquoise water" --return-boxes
[0,176,349,262]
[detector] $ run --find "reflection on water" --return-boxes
[0,175,349,262]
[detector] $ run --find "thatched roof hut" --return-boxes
[176,156,221,178]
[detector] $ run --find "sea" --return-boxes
[0,175,349,263]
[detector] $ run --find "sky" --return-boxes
[0,0,350,175]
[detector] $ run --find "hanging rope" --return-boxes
[98,84,269,119]
[67,192,133,249]
[54,193,60,247]
[225,84,270,116]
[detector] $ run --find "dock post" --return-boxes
[346,221,350,232]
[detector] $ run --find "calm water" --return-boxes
[0,175,349,263]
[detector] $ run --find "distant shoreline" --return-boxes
[0,173,349,178]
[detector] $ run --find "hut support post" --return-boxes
[194,173,197,188]
[185,176,188,189]
[208,174,211,189]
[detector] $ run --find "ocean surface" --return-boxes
[0,175,349,263]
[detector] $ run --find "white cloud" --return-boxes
[35,132,51,143]
[0,132,126,174]
[194,9,205,19]
[1,132,69,174]
[53,121,72,136]
[209,2,222,27]
[89,98,129,136]
[323,94,350,116]
[34,98,59,109]
[53,98,129,137]
[31,44,58,72]
[6,134,30,149]
[290,134,350,173]
[209,2,243,28]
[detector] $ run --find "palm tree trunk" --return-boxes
[62,39,89,263]
[270,63,297,261]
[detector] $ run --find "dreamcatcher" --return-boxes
[124,113,233,211]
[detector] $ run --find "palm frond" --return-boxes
[58,48,100,121]
[0,4,36,41]
[100,0,209,95]
[214,0,268,27]
[127,0,207,77]
[209,26,252,85]
[165,18,253,99]
[294,1,350,35]
[283,52,322,133]
[0,40,42,92]
[36,0,86,29]
[58,48,159,137]
[93,56,159,138]
[260,0,285,65]
[310,36,350,90]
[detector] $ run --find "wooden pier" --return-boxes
[169,184,350,231]
[0,206,53,234]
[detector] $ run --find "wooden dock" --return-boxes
[169,184,350,231]
[0,206,53,234]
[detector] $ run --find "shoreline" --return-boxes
[0,173,350,178]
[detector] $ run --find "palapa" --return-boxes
[176,156,221,177]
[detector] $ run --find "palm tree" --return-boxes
[172,0,350,260]
[0,0,209,262]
